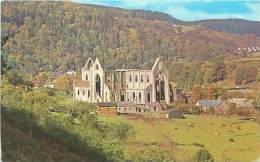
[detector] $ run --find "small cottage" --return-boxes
[116,102,137,113]
[228,98,253,108]
[97,102,117,116]
[165,109,184,119]
[196,100,224,112]
[214,102,230,115]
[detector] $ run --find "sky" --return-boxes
[72,0,260,21]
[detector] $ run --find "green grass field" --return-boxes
[99,114,260,162]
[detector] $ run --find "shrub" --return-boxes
[254,111,260,124]
[115,122,135,139]
[192,149,214,162]
[192,143,205,148]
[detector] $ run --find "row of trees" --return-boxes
[169,59,260,91]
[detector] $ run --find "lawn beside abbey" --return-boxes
[99,114,260,162]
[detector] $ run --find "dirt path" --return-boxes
[146,120,173,146]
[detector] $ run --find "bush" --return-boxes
[192,149,214,162]
[115,122,135,139]
[192,143,205,148]
[254,111,260,124]
[125,145,176,162]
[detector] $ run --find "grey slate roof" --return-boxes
[97,102,136,107]
[116,102,136,107]
[197,100,223,108]
[97,102,117,107]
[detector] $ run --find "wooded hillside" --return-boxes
[2,1,260,75]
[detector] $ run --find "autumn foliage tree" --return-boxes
[55,74,73,94]
[234,66,257,85]
[208,61,226,83]
[191,85,202,103]
[189,85,202,113]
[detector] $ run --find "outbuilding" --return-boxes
[165,109,184,119]
[96,102,117,116]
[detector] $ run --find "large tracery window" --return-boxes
[155,73,165,101]
[95,74,101,97]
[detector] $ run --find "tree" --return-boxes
[191,85,202,103]
[204,84,216,99]
[174,99,186,112]
[68,101,97,124]
[55,74,72,94]
[1,81,24,109]
[208,61,226,83]
[234,66,257,85]
[5,70,24,86]
[35,71,53,83]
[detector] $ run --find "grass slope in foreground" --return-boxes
[99,114,260,162]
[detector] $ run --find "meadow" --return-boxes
[99,114,260,162]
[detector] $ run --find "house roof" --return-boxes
[74,80,90,87]
[166,109,181,114]
[97,102,138,107]
[97,102,117,107]
[197,100,223,108]
[228,98,253,108]
[116,102,136,107]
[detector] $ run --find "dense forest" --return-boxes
[2,1,260,75]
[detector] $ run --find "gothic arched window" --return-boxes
[88,89,90,98]
[129,75,132,82]
[147,92,151,102]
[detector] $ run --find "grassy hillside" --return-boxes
[99,115,260,162]
[2,121,91,162]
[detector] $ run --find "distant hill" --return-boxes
[191,19,260,36]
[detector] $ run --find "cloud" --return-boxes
[245,2,260,20]
[72,0,260,21]
[119,0,151,9]
[166,3,260,21]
